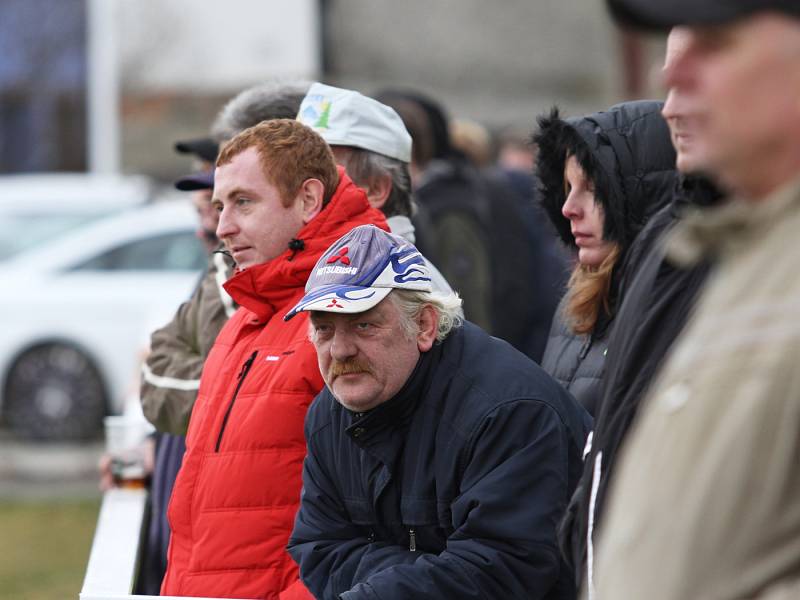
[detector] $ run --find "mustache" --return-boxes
[328,359,372,379]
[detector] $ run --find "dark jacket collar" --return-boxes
[344,332,445,447]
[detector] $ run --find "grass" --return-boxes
[0,499,101,600]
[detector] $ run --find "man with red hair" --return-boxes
[161,118,386,599]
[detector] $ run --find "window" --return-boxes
[74,231,205,271]
[0,214,105,260]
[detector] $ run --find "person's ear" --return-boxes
[298,178,325,223]
[364,174,392,210]
[416,304,438,352]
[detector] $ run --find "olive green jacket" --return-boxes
[140,249,236,434]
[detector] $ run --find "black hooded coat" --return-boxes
[559,174,722,592]
[535,100,677,417]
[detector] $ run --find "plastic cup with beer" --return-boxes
[103,415,152,489]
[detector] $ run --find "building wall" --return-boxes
[0,1,666,179]
[323,0,622,128]
[115,0,319,180]
[123,1,654,180]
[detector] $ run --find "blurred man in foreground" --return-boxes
[286,225,591,599]
[161,120,386,599]
[596,1,800,598]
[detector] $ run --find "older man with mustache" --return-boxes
[285,225,591,600]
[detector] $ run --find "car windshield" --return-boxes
[0,214,108,260]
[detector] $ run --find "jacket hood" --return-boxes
[534,100,677,254]
[223,167,388,321]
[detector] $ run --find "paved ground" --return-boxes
[0,431,103,499]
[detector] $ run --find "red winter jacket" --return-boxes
[162,170,387,599]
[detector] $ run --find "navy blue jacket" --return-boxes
[288,322,592,599]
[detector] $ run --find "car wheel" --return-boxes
[3,344,106,440]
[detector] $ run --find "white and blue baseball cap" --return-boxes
[296,82,412,163]
[284,225,432,320]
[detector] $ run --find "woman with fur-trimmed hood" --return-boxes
[533,100,676,417]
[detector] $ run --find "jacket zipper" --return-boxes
[215,350,258,452]
[409,528,416,552]
[579,336,592,360]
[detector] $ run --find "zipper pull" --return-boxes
[409,528,416,552]
[237,350,258,378]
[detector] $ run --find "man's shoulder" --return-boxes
[437,323,588,435]
[457,323,569,392]
[209,304,253,346]
[305,387,338,438]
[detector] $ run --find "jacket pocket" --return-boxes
[343,496,374,526]
[401,496,450,552]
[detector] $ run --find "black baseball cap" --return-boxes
[608,0,800,31]
[174,137,219,163]
[174,170,214,192]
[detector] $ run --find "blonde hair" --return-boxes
[562,244,621,335]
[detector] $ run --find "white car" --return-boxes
[0,199,207,440]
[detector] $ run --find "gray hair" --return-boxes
[389,289,464,343]
[334,146,414,218]
[211,81,311,142]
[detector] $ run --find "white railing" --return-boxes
[81,488,147,599]
[80,488,244,600]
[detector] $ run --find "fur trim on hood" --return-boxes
[533,100,677,255]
